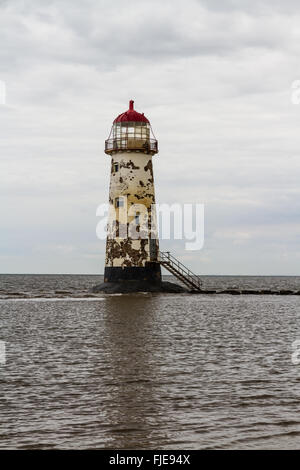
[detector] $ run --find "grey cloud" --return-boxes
[1,0,300,274]
[197,0,300,14]
[0,0,296,76]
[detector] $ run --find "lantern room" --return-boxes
[105,100,158,155]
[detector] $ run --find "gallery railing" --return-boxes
[105,138,158,154]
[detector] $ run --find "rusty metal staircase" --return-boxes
[158,251,202,292]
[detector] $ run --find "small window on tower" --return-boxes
[135,213,140,225]
[113,163,119,173]
[115,197,124,208]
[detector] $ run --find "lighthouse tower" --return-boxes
[103,100,161,289]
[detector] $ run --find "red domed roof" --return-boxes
[113,100,149,124]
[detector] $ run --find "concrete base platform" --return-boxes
[91,280,187,294]
[90,284,300,295]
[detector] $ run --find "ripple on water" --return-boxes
[0,275,300,449]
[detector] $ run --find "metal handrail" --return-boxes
[159,251,197,279]
[158,251,202,290]
[105,137,158,153]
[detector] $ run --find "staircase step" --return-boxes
[159,251,202,292]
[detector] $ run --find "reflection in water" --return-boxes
[0,290,300,449]
[101,295,168,449]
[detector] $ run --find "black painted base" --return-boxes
[104,263,162,284]
[92,263,188,293]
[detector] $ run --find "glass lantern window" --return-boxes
[112,122,151,145]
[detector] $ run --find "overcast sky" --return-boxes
[1,0,300,275]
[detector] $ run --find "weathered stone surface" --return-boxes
[217,289,241,295]
[187,289,217,294]
[276,290,295,295]
[90,284,300,296]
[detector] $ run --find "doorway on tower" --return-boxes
[149,237,158,262]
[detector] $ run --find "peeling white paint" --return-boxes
[105,152,159,268]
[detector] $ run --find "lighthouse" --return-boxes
[103,100,162,290]
[92,100,200,294]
